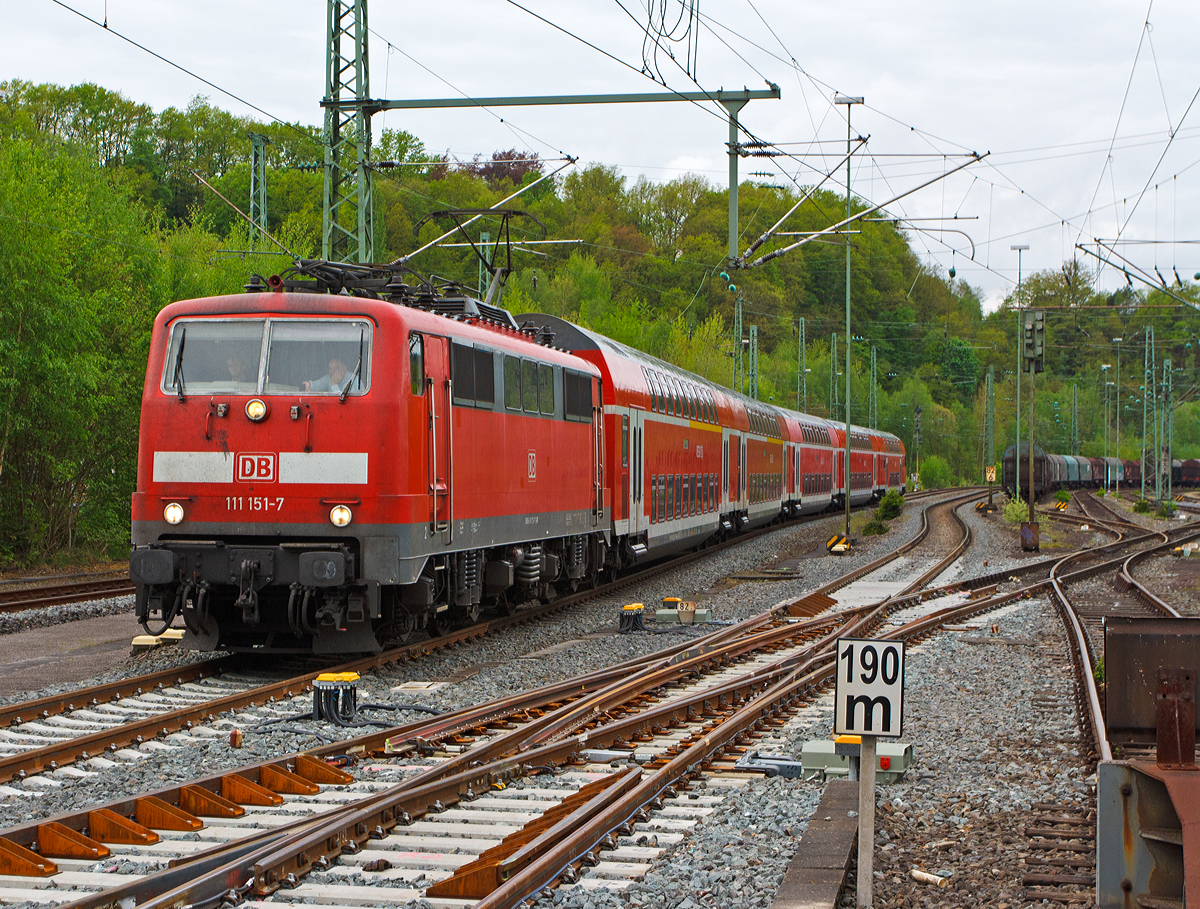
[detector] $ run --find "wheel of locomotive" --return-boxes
[464,602,482,624]
[427,614,446,638]
[492,593,515,617]
[388,613,418,645]
[588,562,602,589]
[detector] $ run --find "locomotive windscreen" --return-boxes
[162,318,372,396]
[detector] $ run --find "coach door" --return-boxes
[728,434,739,507]
[628,408,645,534]
[424,335,453,537]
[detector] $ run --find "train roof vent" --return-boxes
[415,294,519,330]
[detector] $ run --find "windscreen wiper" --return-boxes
[339,329,365,404]
[173,328,187,402]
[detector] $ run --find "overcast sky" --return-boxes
[10,1,1200,309]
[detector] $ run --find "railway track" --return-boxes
[0,491,971,789]
[0,490,997,907]
[1014,498,1198,905]
[0,577,135,613]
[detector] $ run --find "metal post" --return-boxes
[248,131,271,250]
[749,325,759,400]
[986,366,994,494]
[1115,342,1121,492]
[797,318,806,413]
[1011,245,1028,497]
[837,96,863,540]
[1161,359,1171,506]
[857,734,877,907]
[734,292,744,394]
[723,98,749,267]
[1142,329,1151,502]
[323,0,373,264]
[1028,362,1036,525]
[870,346,878,429]
[1071,383,1079,455]
[831,333,838,419]
[477,232,491,296]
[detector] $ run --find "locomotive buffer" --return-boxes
[835,637,906,908]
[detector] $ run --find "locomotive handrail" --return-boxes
[447,376,455,543]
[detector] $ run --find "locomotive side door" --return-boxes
[423,335,453,537]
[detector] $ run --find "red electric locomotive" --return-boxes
[131,265,906,654]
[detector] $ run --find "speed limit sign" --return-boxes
[834,638,905,737]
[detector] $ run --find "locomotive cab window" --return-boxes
[163,319,265,395]
[163,318,372,397]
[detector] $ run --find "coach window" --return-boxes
[409,333,425,396]
[504,356,521,410]
[675,474,683,519]
[666,476,674,520]
[621,415,629,467]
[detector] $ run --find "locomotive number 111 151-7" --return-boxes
[225,496,285,512]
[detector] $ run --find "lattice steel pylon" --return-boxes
[248,131,271,250]
[749,325,759,399]
[323,0,374,263]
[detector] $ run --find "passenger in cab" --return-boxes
[304,357,351,393]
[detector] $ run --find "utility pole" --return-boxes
[831,333,839,420]
[870,346,878,429]
[248,131,271,249]
[749,325,759,400]
[323,0,373,263]
[1164,358,1173,503]
[796,318,806,413]
[478,232,491,296]
[1011,244,1029,492]
[1022,310,1045,547]
[1142,327,1153,502]
[1071,383,1079,455]
[836,94,863,542]
[985,365,995,491]
[733,291,744,394]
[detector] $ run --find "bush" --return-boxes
[917,455,953,490]
[1003,497,1028,524]
[1133,499,1151,514]
[861,518,889,536]
[876,489,904,521]
[1096,489,1106,497]
[1055,490,1071,503]
[1156,501,1176,519]
[1093,657,1105,684]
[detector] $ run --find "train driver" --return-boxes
[304,357,351,394]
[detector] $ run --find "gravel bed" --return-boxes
[0,594,134,638]
[0,495,958,829]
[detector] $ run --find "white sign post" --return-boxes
[835,638,905,909]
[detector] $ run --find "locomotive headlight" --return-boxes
[329,505,353,527]
[245,399,269,422]
[163,502,185,525]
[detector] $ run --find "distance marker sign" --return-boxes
[834,638,905,737]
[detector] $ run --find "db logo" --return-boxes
[237,452,277,483]
[527,450,537,481]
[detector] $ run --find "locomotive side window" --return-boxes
[538,364,555,415]
[504,356,521,410]
[409,334,425,396]
[163,320,266,394]
[450,344,495,407]
[474,349,495,405]
[265,320,370,395]
[563,371,593,422]
[522,360,538,413]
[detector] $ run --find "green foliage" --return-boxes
[876,489,904,521]
[1003,497,1028,524]
[1156,501,1176,519]
[1055,490,1071,503]
[861,518,889,536]
[1133,499,1152,514]
[6,77,1200,562]
[1093,657,1105,684]
[918,456,954,489]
